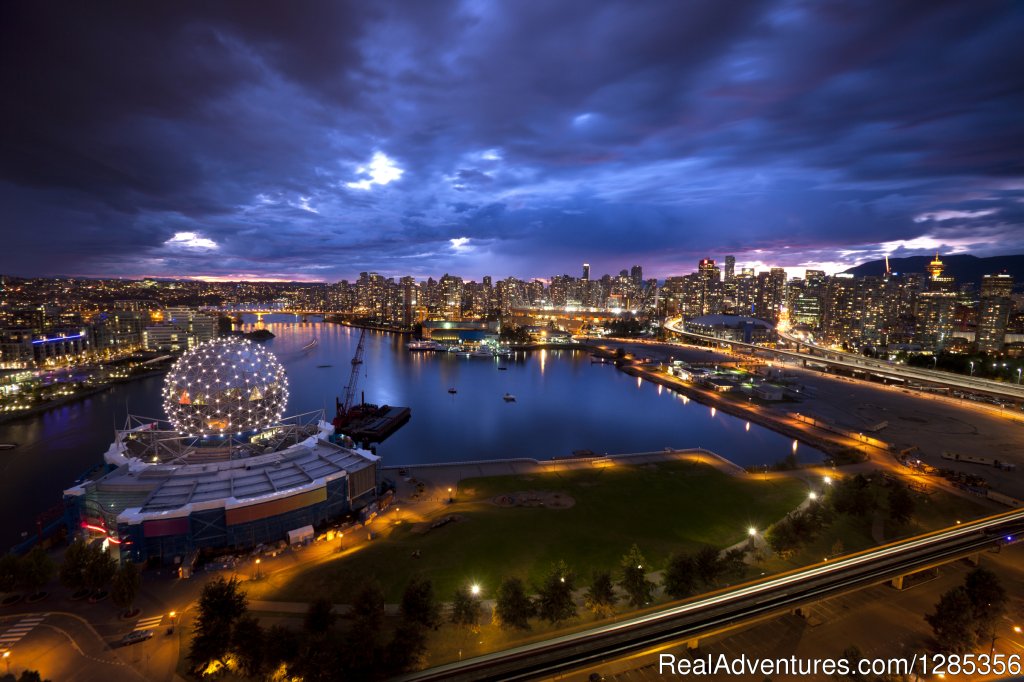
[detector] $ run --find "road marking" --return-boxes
[0,614,48,651]
[133,615,163,631]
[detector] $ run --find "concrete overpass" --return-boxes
[400,507,1024,682]
[663,317,1024,403]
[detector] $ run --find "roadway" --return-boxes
[0,611,156,682]
[399,508,1024,682]
[663,317,1024,403]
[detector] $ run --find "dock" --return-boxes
[347,405,411,444]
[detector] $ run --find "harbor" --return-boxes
[0,316,826,551]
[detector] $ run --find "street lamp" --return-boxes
[448,487,453,503]
[254,558,262,580]
[747,527,757,537]
[823,475,832,486]
[809,491,818,501]
[969,361,974,376]
[169,610,177,633]
[1017,368,1022,385]
[470,583,481,596]
[3,651,9,675]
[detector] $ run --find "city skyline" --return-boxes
[2,2,1023,281]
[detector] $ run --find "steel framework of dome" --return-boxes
[162,336,288,437]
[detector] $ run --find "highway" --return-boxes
[400,507,1024,682]
[663,317,1024,402]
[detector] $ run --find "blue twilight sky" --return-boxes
[1,1,1023,282]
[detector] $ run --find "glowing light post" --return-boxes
[254,558,262,580]
[169,611,177,634]
[746,526,757,550]
[3,651,9,675]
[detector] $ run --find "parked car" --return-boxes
[120,629,154,646]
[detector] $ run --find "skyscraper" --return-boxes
[977,273,1014,353]
[724,255,735,282]
[582,263,590,281]
[630,265,643,287]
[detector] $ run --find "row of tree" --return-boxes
[189,543,746,679]
[0,547,55,598]
[765,475,916,559]
[58,541,140,614]
[189,575,452,680]
[488,544,747,630]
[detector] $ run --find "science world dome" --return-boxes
[162,336,288,437]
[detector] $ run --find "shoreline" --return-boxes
[0,367,169,426]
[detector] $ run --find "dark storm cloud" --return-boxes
[1,0,1022,281]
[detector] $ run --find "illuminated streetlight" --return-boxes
[470,584,481,596]
[823,476,832,486]
[3,651,8,675]
[748,527,757,537]
[809,491,818,501]
[1014,625,1021,634]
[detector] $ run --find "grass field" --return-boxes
[262,460,805,603]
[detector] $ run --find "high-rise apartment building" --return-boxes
[977,273,1014,353]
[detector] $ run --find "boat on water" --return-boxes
[448,388,458,394]
[406,339,439,351]
[0,443,17,451]
[503,393,516,402]
[446,345,464,353]
[301,337,319,351]
[497,366,508,371]
[469,347,494,358]
[494,347,512,357]
[316,364,333,368]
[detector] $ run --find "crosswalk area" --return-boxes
[0,614,47,652]
[133,614,163,632]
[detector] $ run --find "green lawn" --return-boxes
[266,460,805,602]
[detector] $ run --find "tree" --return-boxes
[831,474,876,518]
[350,581,386,639]
[262,624,300,678]
[58,541,91,593]
[303,596,336,636]
[663,553,698,600]
[343,581,386,677]
[189,576,248,670]
[450,586,482,628]
[718,548,748,583]
[110,561,140,615]
[231,614,265,678]
[925,586,977,654]
[82,546,116,595]
[0,671,52,682]
[535,560,577,624]
[766,517,802,557]
[584,571,617,619]
[385,621,428,675]
[0,553,22,594]
[18,547,55,597]
[619,544,654,608]
[495,577,534,630]
[963,567,1007,642]
[887,481,915,525]
[838,645,866,682]
[693,545,723,586]
[400,576,441,630]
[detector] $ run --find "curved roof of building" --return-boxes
[687,314,773,329]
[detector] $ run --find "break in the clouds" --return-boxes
[1,0,1023,281]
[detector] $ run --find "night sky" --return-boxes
[2,1,1023,282]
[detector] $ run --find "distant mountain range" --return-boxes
[843,254,1024,287]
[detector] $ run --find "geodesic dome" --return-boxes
[162,337,288,437]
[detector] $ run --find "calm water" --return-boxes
[0,315,823,550]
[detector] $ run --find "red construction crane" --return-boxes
[334,327,366,429]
